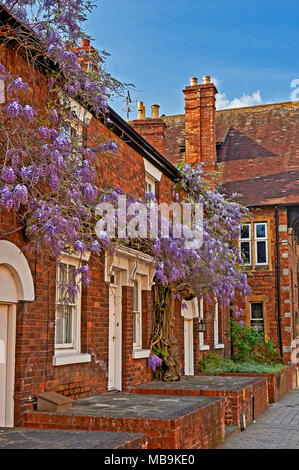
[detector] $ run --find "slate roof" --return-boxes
[161,101,299,206]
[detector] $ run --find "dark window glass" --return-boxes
[256,241,267,264]
[241,225,250,239]
[240,241,250,264]
[250,303,264,334]
[256,224,266,238]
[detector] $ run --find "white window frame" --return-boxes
[53,255,91,366]
[254,222,268,266]
[239,223,252,266]
[250,302,264,334]
[145,173,156,198]
[199,298,209,351]
[133,277,142,350]
[0,80,5,104]
[214,299,224,349]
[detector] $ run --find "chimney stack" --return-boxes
[130,102,166,156]
[183,75,218,172]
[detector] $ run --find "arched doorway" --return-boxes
[0,241,34,427]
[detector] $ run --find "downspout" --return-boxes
[275,205,283,357]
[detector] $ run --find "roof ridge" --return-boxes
[216,101,299,112]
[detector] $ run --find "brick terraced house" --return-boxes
[0,5,297,439]
[131,76,299,367]
[0,6,186,428]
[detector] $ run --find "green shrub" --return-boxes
[198,352,221,374]
[198,357,285,375]
[226,320,283,364]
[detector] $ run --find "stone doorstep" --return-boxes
[23,393,226,449]
[129,375,269,428]
[36,392,73,412]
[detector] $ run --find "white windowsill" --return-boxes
[132,349,150,359]
[214,343,224,350]
[53,351,91,366]
[199,344,210,351]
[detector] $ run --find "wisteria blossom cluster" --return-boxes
[147,354,162,372]
[0,63,118,298]
[2,0,125,115]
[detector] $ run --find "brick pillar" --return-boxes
[130,103,166,156]
[142,290,152,350]
[121,285,133,390]
[183,76,217,173]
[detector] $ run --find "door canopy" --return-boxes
[0,240,35,302]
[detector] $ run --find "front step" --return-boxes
[224,425,239,443]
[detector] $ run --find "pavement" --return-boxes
[0,428,145,449]
[222,388,299,449]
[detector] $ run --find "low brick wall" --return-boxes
[23,398,225,449]
[130,378,268,429]
[220,364,296,403]
[116,434,148,449]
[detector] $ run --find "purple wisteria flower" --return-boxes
[147,354,162,372]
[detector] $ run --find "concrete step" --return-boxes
[224,425,239,443]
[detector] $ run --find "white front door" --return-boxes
[108,278,122,391]
[184,319,194,376]
[0,304,16,427]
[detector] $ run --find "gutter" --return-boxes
[275,205,283,357]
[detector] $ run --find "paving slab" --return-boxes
[52,391,221,419]
[132,375,265,391]
[0,427,145,449]
[222,388,299,449]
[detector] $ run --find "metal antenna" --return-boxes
[122,90,137,121]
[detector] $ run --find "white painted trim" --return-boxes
[184,318,194,376]
[214,344,224,350]
[143,159,162,182]
[0,241,34,302]
[132,349,150,359]
[199,297,209,350]
[181,297,199,319]
[52,352,91,366]
[199,344,210,351]
[105,247,155,290]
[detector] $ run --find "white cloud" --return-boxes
[209,76,263,110]
[216,90,262,110]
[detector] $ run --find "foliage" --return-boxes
[226,320,283,364]
[198,352,221,374]
[198,355,286,376]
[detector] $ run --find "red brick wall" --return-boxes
[0,42,178,426]
[23,397,225,449]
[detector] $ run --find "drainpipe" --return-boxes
[275,205,283,357]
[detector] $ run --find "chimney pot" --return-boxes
[190,77,198,86]
[202,75,211,84]
[138,101,145,119]
[151,104,160,119]
[81,39,90,47]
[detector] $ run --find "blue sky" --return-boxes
[86,0,299,119]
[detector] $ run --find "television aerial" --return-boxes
[122,90,137,121]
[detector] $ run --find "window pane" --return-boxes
[255,223,266,238]
[241,225,250,239]
[256,241,267,263]
[133,281,139,311]
[55,305,64,344]
[64,305,73,343]
[251,319,264,334]
[240,241,251,264]
[251,303,263,319]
